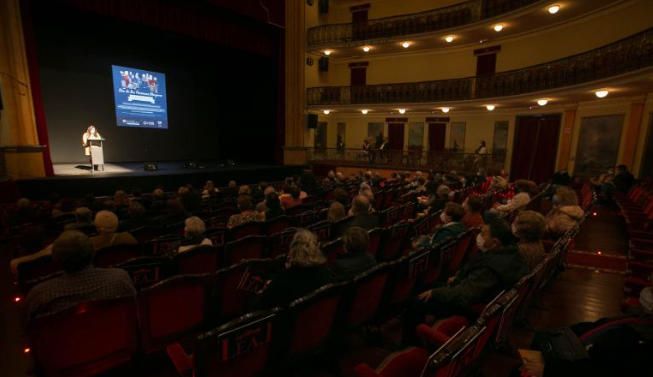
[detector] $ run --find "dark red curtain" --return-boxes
[510,115,561,183]
[350,67,367,86]
[388,123,405,151]
[428,123,446,151]
[476,53,497,76]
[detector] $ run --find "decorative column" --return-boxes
[620,101,645,169]
[0,0,46,178]
[284,0,307,165]
[556,107,577,171]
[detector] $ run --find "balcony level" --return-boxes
[307,27,653,110]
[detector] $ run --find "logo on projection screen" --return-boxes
[111,65,168,129]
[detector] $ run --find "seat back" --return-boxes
[285,283,346,357]
[116,256,171,290]
[29,297,138,377]
[150,234,183,256]
[307,220,331,242]
[223,236,267,265]
[229,221,264,241]
[213,258,285,321]
[443,230,477,277]
[420,327,467,377]
[344,262,395,327]
[268,228,297,258]
[380,206,402,227]
[367,227,384,257]
[379,223,411,261]
[94,244,143,268]
[205,227,228,248]
[174,246,219,275]
[139,275,209,353]
[385,255,421,308]
[16,254,61,291]
[322,238,345,263]
[193,309,280,377]
[265,216,291,235]
[401,202,416,221]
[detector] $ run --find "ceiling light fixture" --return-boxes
[441,107,450,113]
[537,99,549,106]
[362,46,371,52]
[361,109,369,114]
[548,4,560,14]
[323,50,333,56]
[493,23,504,32]
[401,41,411,48]
[444,35,455,43]
[595,89,609,98]
[398,108,406,114]
[323,109,331,115]
[485,104,496,111]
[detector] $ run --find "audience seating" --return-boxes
[268,228,297,258]
[367,227,383,257]
[138,274,210,353]
[16,255,61,293]
[229,221,264,241]
[353,347,430,377]
[223,235,267,266]
[378,222,411,261]
[307,220,331,241]
[115,256,171,290]
[149,234,183,256]
[343,262,396,328]
[265,216,291,235]
[321,238,345,263]
[173,245,219,275]
[94,244,143,268]
[28,296,139,377]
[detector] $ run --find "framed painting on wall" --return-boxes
[408,122,424,148]
[574,115,624,176]
[449,122,466,152]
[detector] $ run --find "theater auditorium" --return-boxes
[1,0,652,376]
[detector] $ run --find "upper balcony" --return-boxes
[307,27,653,108]
[307,0,624,55]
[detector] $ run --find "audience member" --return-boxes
[10,225,53,277]
[331,227,376,281]
[489,180,532,218]
[462,196,485,228]
[201,180,219,199]
[333,187,350,207]
[264,192,284,220]
[327,202,347,223]
[430,202,467,246]
[403,220,528,344]
[227,195,261,228]
[178,216,213,253]
[334,195,379,236]
[9,198,37,226]
[119,201,147,231]
[64,207,94,233]
[25,230,136,320]
[255,229,331,308]
[545,186,584,237]
[280,185,303,210]
[90,210,138,250]
[513,210,547,270]
[612,164,635,193]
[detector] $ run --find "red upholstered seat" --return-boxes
[16,254,62,293]
[416,316,469,348]
[28,297,139,377]
[223,235,267,265]
[268,228,297,258]
[229,221,264,240]
[353,347,429,377]
[115,256,170,290]
[94,244,143,268]
[138,274,209,353]
[307,219,331,242]
[344,262,396,327]
[174,245,219,274]
[367,227,383,257]
[322,238,345,263]
[265,215,291,235]
[378,223,410,261]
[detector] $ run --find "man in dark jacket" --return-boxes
[331,226,376,281]
[612,164,634,193]
[430,202,467,246]
[402,219,528,344]
[334,195,379,237]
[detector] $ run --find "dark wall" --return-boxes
[32,3,277,164]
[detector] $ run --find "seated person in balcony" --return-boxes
[64,207,95,233]
[255,229,331,308]
[331,226,376,281]
[418,183,450,214]
[512,210,546,271]
[544,186,584,238]
[475,140,488,154]
[90,210,138,250]
[430,203,467,246]
[402,220,528,344]
[25,230,136,320]
[362,138,372,162]
[227,195,261,228]
[486,180,532,220]
[462,196,485,229]
[178,216,213,253]
[327,201,347,223]
[334,195,380,237]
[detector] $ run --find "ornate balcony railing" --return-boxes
[307,27,653,106]
[307,0,542,49]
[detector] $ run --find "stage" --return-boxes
[12,161,306,200]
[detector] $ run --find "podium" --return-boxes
[88,138,105,173]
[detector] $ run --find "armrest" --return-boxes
[353,364,380,377]
[166,343,193,377]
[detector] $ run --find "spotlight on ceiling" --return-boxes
[595,89,609,98]
[537,99,549,106]
[362,46,371,52]
[485,104,496,111]
[323,109,331,115]
[361,109,369,114]
[323,50,333,56]
[444,35,455,43]
[441,107,450,113]
[493,23,504,32]
[401,41,411,48]
[548,4,560,14]
[398,108,406,114]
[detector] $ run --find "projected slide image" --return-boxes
[112,65,168,129]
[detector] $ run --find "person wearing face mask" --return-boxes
[402,219,528,344]
[544,186,584,238]
[430,203,467,246]
[513,211,546,271]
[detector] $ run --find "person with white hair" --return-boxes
[178,216,213,253]
[90,210,138,250]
